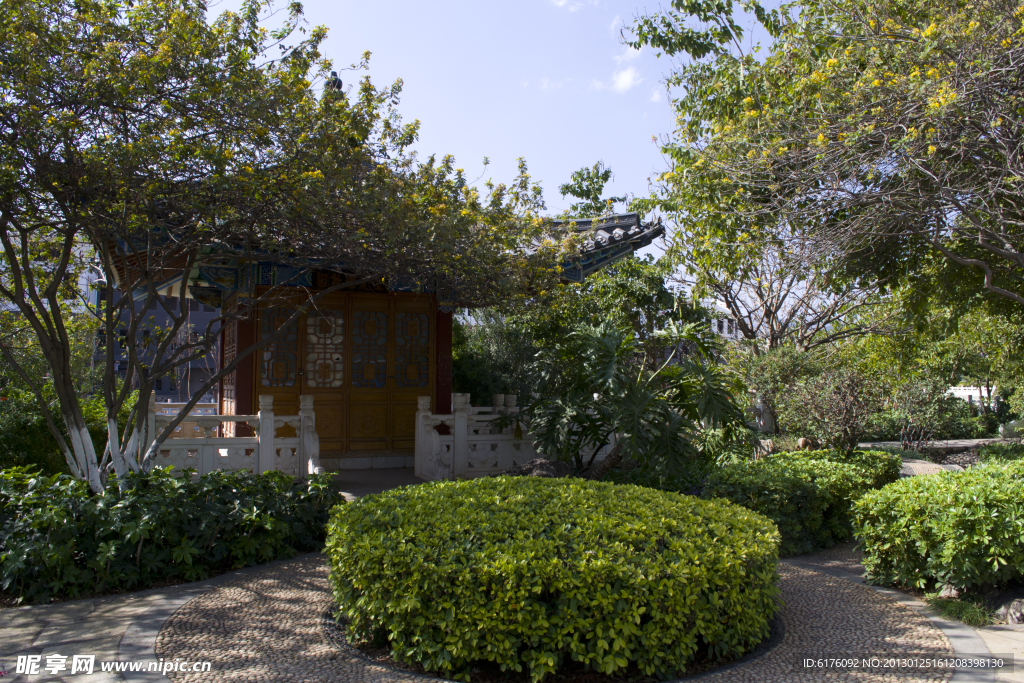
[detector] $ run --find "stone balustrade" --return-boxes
[146,395,323,478]
[415,393,538,481]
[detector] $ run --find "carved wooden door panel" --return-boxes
[302,308,347,451]
[348,302,390,450]
[392,308,431,450]
[257,307,300,417]
[252,291,435,456]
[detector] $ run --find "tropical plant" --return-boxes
[509,320,747,477]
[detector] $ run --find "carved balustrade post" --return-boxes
[414,396,433,479]
[257,395,275,474]
[452,393,470,479]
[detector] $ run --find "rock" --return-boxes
[755,439,776,459]
[996,599,1024,624]
[797,437,818,450]
[503,458,571,478]
[939,584,960,599]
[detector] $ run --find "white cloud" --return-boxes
[609,15,622,32]
[550,0,598,11]
[540,77,570,91]
[550,0,582,10]
[612,67,642,93]
[613,46,642,64]
[649,88,662,103]
[590,79,607,91]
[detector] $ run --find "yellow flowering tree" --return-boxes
[633,0,1024,309]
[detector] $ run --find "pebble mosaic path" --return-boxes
[153,547,958,683]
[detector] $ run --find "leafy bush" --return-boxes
[854,461,1024,591]
[979,442,1024,462]
[780,369,881,453]
[326,477,780,682]
[0,467,342,603]
[777,449,902,489]
[704,450,895,556]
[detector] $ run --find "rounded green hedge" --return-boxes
[854,460,1024,591]
[326,477,780,682]
[704,450,900,556]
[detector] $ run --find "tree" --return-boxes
[0,0,566,492]
[558,161,626,218]
[730,343,819,434]
[628,2,889,353]
[633,0,1024,307]
[667,231,888,353]
[452,312,537,400]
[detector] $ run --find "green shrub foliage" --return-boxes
[978,441,1024,463]
[704,450,899,556]
[854,461,1024,591]
[0,389,133,475]
[326,477,780,682]
[0,467,342,603]
[777,449,902,489]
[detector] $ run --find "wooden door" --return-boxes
[253,292,434,455]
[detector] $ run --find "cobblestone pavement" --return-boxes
[154,553,957,683]
[900,458,964,476]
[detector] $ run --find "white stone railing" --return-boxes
[153,402,219,439]
[146,395,323,478]
[415,393,538,481]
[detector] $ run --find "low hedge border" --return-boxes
[854,460,1024,591]
[0,466,343,603]
[320,607,787,683]
[326,477,781,682]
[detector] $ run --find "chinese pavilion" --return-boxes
[156,213,663,471]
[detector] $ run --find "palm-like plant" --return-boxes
[509,321,748,478]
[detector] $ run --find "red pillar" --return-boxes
[435,310,452,414]
[235,316,256,435]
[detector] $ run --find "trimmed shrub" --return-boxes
[853,461,1024,591]
[326,477,780,682]
[0,467,342,603]
[703,450,898,556]
[776,449,902,489]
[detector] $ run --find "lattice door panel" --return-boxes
[304,310,345,388]
[394,312,430,388]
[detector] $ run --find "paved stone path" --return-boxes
[153,550,960,683]
[901,457,964,476]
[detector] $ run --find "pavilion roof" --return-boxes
[552,213,665,283]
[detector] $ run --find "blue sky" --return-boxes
[213,0,773,229]
[206,0,680,217]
